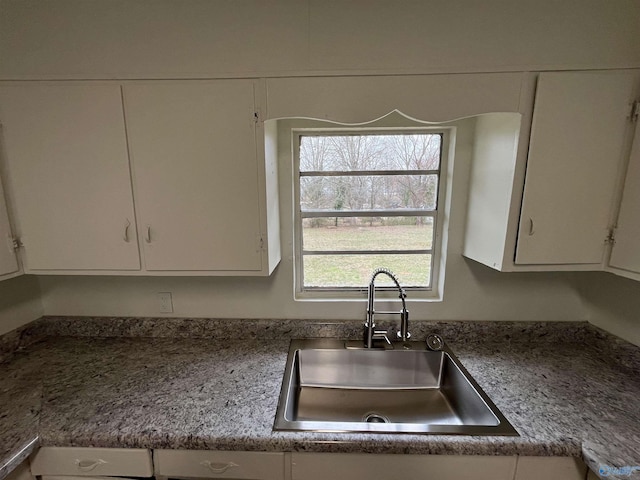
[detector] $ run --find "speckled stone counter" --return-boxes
[0,350,42,480]
[1,318,639,480]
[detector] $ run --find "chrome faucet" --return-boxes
[364,268,410,348]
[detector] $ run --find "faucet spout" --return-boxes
[364,268,410,348]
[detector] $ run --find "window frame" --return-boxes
[293,126,452,299]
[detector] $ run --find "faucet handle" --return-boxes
[426,334,444,351]
[396,330,412,340]
[372,329,392,345]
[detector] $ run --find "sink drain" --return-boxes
[363,412,389,423]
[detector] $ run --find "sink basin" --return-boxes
[274,339,518,435]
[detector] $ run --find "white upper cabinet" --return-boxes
[515,71,637,265]
[0,84,141,272]
[463,70,640,273]
[608,119,640,277]
[0,173,19,278]
[123,80,279,273]
[0,81,279,276]
[462,113,523,270]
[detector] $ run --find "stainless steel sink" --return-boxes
[274,339,518,435]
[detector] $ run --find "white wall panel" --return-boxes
[266,74,523,123]
[579,271,640,347]
[308,0,640,73]
[0,0,309,79]
[1,0,639,79]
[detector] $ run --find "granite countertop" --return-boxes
[1,317,639,480]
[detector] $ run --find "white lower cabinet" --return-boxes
[154,450,285,480]
[514,456,587,480]
[25,448,595,480]
[291,452,517,480]
[6,463,35,480]
[40,476,143,480]
[29,447,153,478]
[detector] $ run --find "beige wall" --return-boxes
[0,275,42,335]
[1,0,639,80]
[578,272,640,347]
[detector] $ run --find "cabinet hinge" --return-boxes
[256,234,265,252]
[605,229,616,246]
[630,100,640,123]
[11,237,23,250]
[253,111,260,124]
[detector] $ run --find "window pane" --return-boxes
[303,217,434,251]
[303,254,431,288]
[300,175,438,211]
[300,134,442,172]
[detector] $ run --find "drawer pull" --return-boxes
[200,460,239,474]
[123,219,131,243]
[75,459,107,472]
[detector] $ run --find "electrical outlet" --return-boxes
[158,292,173,313]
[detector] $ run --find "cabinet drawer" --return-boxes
[30,448,153,477]
[42,477,139,480]
[154,450,284,480]
[291,453,517,480]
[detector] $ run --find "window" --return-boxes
[294,128,448,295]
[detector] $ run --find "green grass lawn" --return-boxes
[302,225,433,287]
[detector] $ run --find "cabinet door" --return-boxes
[0,85,140,271]
[5,462,34,480]
[123,81,263,271]
[515,71,636,265]
[291,453,517,480]
[609,120,640,275]
[0,174,19,277]
[514,457,587,480]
